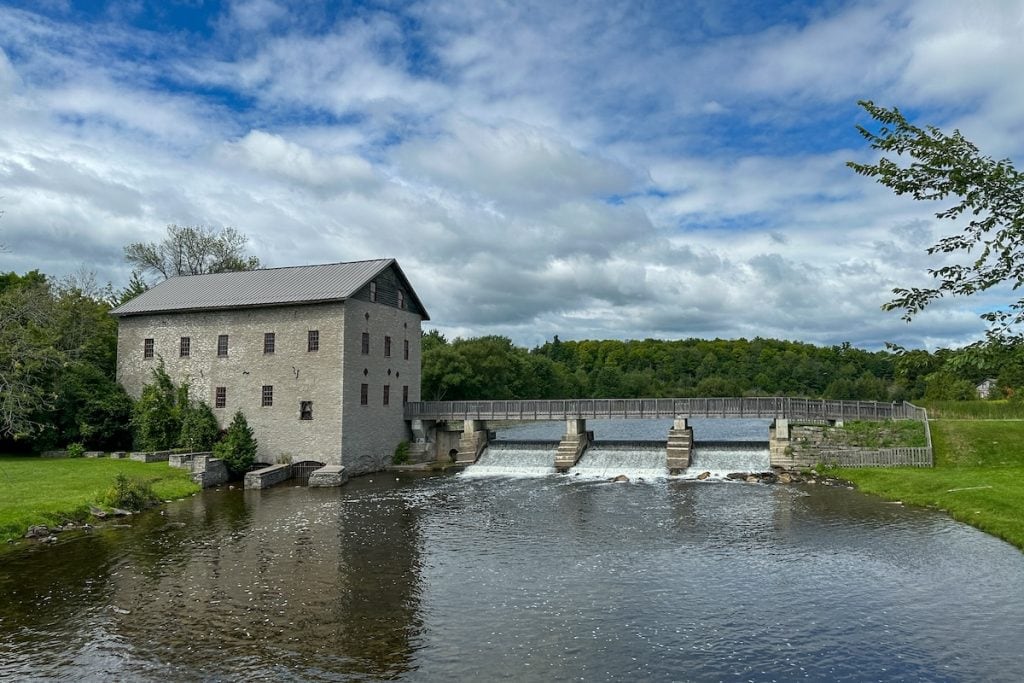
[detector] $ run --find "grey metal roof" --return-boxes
[111,259,429,319]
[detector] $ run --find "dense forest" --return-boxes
[2,268,1021,453]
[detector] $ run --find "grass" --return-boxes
[0,456,199,544]
[835,420,1024,551]
[916,399,1024,420]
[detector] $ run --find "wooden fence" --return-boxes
[405,397,928,423]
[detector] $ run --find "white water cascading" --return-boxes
[461,441,558,478]
[678,441,771,479]
[568,441,667,481]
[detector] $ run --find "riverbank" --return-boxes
[835,419,1024,551]
[0,456,200,545]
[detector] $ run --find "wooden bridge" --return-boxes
[404,397,927,422]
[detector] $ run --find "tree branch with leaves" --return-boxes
[124,224,261,282]
[848,100,1024,342]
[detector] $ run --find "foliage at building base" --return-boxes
[213,410,258,476]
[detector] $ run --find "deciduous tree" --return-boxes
[848,100,1024,341]
[124,224,260,282]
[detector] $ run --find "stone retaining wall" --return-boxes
[244,464,293,489]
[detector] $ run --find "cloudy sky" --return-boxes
[1,0,1022,350]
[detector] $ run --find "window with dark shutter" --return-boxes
[402,385,409,405]
[361,332,369,354]
[360,383,369,405]
[384,335,391,357]
[383,385,390,406]
[404,339,409,360]
[300,401,313,420]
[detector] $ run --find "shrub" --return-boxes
[179,401,220,451]
[103,473,158,511]
[66,442,86,458]
[132,361,186,451]
[213,410,257,476]
[393,440,410,465]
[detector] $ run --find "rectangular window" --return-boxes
[404,339,409,361]
[215,386,226,409]
[384,335,391,357]
[397,289,405,309]
[261,385,273,407]
[217,334,229,357]
[300,401,313,420]
[361,332,369,354]
[264,332,275,354]
[143,338,154,359]
[369,280,377,302]
[308,330,319,352]
[360,383,368,406]
[180,336,190,357]
[383,385,390,406]
[402,385,409,405]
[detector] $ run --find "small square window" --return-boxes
[361,332,369,354]
[384,335,391,357]
[383,384,390,406]
[402,385,409,405]
[404,339,409,361]
[308,330,319,352]
[217,334,229,357]
[300,401,313,420]
[261,385,273,407]
[264,332,275,354]
[360,383,369,405]
[215,386,226,408]
[143,338,154,359]
[180,336,190,357]
[369,280,377,302]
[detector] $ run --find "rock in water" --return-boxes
[611,474,630,483]
[24,525,50,539]
[778,473,793,484]
[696,471,711,480]
[745,475,759,483]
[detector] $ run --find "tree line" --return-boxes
[421,332,1015,403]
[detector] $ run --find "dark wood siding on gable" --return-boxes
[352,264,425,316]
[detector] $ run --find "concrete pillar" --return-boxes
[456,419,488,464]
[769,418,791,468]
[464,419,484,435]
[565,419,587,436]
[673,418,688,430]
[667,419,693,474]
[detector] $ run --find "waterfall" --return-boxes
[678,441,771,479]
[461,441,558,478]
[568,441,667,481]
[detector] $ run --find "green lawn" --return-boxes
[0,456,199,543]
[836,420,1024,551]
[917,399,1024,420]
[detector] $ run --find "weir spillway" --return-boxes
[462,438,771,481]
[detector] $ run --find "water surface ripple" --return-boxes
[2,469,1023,681]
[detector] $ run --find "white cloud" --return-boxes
[0,0,1021,352]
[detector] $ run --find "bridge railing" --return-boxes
[404,398,928,422]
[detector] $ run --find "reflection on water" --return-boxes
[2,472,1024,681]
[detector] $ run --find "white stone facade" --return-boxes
[116,297,422,475]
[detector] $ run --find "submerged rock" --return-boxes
[696,471,711,480]
[726,472,748,481]
[24,525,50,539]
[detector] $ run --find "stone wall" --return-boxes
[771,422,932,468]
[339,298,421,476]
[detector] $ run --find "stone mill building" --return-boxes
[110,259,428,476]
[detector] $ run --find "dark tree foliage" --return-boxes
[124,224,260,282]
[132,361,186,451]
[849,100,1024,342]
[180,401,220,451]
[214,410,257,476]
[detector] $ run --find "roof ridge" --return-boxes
[165,258,393,279]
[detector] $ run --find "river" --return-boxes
[1,420,1023,681]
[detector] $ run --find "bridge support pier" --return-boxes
[667,418,693,474]
[769,418,791,468]
[555,419,591,472]
[456,419,489,465]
